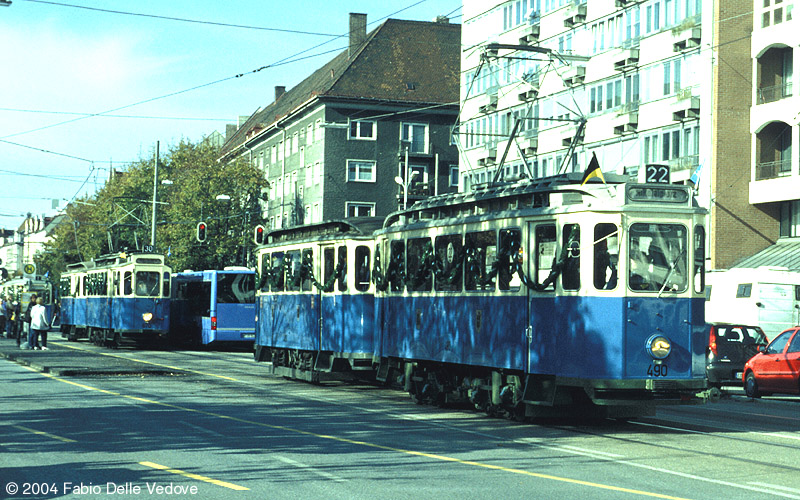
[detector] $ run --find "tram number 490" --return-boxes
[647,364,669,377]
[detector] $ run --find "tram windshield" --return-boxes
[628,223,688,293]
[135,271,161,297]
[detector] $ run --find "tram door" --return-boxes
[526,222,558,375]
[320,245,346,354]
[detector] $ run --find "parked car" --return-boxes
[706,324,768,388]
[743,326,800,398]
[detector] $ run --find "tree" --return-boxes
[36,139,267,281]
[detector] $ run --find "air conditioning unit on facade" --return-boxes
[672,26,701,52]
[612,112,638,135]
[519,22,541,45]
[563,3,587,27]
[561,124,584,147]
[562,65,586,87]
[477,144,498,167]
[671,95,700,121]
[613,48,639,71]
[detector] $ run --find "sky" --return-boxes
[0,0,463,229]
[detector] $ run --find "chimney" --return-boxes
[349,13,367,58]
[275,86,286,101]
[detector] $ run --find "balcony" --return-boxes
[476,143,498,167]
[668,155,699,173]
[612,111,638,135]
[756,159,792,180]
[615,0,642,6]
[757,83,793,104]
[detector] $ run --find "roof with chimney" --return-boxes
[220,16,460,160]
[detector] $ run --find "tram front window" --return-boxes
[135,271,161,297]
[628,223,688,293]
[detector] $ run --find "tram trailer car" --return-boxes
[58,252,172,346]
[253,174,708,419]
[170,268,256,346]
[254,219,383,382]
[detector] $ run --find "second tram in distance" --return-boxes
[253,173,708,419]
[58,252,172,346]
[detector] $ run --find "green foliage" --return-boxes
[36,139,267,281]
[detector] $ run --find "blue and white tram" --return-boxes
[373,174,708,418]
[254,219,382,382]
[170,268,256,346]
[58,252,172,346]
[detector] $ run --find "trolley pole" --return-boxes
[150,141,159,248]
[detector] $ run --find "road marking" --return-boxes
[11,424,76,443]
[139,461,249,491]
[750,483,800,495]
[274,455,347,482]
[764,432,800,442]
[53,342,241,381]
[22,366,689,500]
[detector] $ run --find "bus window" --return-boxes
[408,237,433,292]
[355,246,371,292]
[337,246,347,292]
[594,223,618,290]
[561,224,580,291]
[271,252,285,292]
[218,273,255,303]
[388,240,405,292]
[499,229,521,292]
[535,225,556,291]
[135,271,160,297]
[435,234,463,292]
[694,225,705,293]
[465,230,496,291]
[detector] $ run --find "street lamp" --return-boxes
[394,170,419,210]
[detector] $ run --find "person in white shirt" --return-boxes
[29,297,49,350]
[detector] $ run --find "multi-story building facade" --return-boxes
[219,14,461,229]
[0,214,63,279]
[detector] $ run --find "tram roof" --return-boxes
[264,217,384,244]
[65,251,166,272]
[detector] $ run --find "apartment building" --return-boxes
[219,14,461,229]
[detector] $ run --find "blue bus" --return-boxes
[171,268,256,346]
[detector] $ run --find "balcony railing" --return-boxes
[756,159,792,180]
[757,83,793,104]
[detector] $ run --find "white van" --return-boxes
[705,267,800,340]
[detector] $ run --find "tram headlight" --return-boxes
[646,335,672,359]
[142,312,154,323]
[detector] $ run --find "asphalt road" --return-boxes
[1,337,800,500]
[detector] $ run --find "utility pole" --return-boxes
[150,141,159,248]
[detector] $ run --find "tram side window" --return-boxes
[59,278,71,298]
[435,234,463,292]
[83,276,89,296]
[535,225,557,291]
[465,230,496,291]
[337,246,347,292]
[498,229,521,292]
[258,253,270,292]
[694,225,705,293]
[163,272,170,297]
[286,250,302,292]
[135,271,160,297]
[123,272,132,295]
[407,237,433,292]
[271,252,285,292]
[561,224,580,291]
[301,249,313,292]
[355,246,371,292]
[113,272,120,296]
[323,248,336,291]
[388,240,406,292]
[594,223,619,290]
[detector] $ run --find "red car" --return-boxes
[743,327,800,398]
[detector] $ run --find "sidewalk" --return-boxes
[0,334,177,376]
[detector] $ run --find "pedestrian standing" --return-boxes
[0,296,6,338]
[22,294,36,348]
[30,297,49,350]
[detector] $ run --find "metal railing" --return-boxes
[756,159,792,180]
[757,83,793,104]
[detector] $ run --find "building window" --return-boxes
[401,122,428,153]
[347,160,376,182]
[780,200,800,237]
[349,120,376,140]
[346,202,375,218]
[449,165,459,187]
[305,165,313,187]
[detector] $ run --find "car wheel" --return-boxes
[744,372,761,398]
